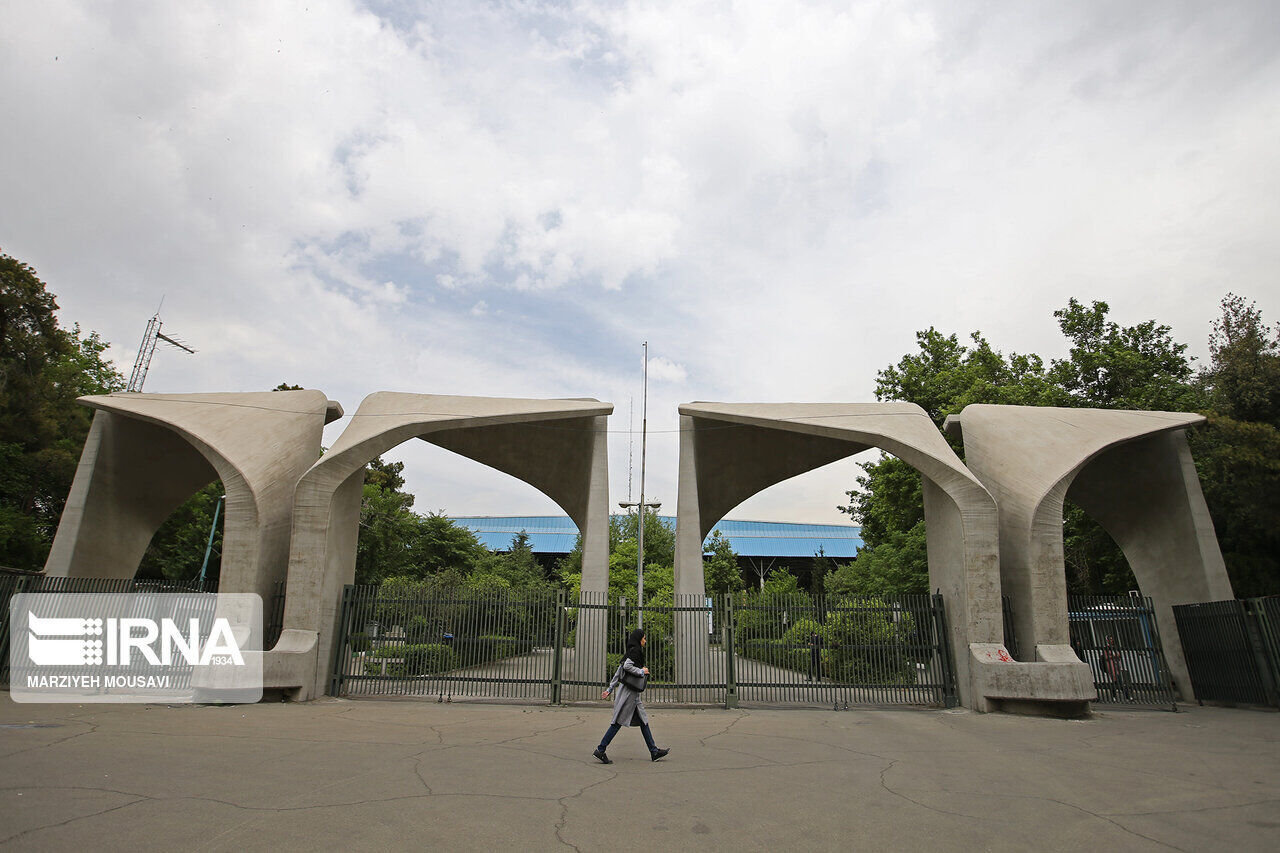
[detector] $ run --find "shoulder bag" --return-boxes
[619,662,646,693]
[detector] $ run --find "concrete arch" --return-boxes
[945,405,1233,701]
[44,391,337,601]
[267,392,612,699]
[675,402,1094,712]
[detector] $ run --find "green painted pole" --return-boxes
[198,495,225,589]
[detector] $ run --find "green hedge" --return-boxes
[363,643,457,677]
[732,598,920,685]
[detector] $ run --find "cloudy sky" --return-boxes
[3,1,1278,526]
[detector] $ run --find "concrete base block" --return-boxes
[263,629,320,700]
[969,644,1096,716]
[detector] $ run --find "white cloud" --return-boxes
[645,355,687,383]
[2,0,1278,524]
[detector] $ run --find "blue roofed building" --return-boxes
[450,515,863,589]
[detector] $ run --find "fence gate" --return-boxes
[725,593,957,708]
[1173,597,1280,709]
[330,586,565,701]
[1067,594,1177,709]
[329,587,957,709]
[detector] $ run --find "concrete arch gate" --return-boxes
[944,405,1234,703]
[264,393,613,699]
[41,390,1231,713]
[44,390,342,602]
[673,402,1096,714]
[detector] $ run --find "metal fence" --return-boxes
[573,593,724,704]
[0,574,216,687]
[1173,597,1280,709]
[1067,594,1177,709]
[725,593,956,708]
[331,586,565,700]
[329,586,958,708]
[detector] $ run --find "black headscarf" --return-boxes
[625,628,646,668]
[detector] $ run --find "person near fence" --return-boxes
[593,628,669,764]
[807,630,823,682]
[1102,636,1132,701]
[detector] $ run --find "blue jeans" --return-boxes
[598,722,657,754]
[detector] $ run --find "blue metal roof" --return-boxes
[450,516,863,559]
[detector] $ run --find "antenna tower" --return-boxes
[126,304,195,392]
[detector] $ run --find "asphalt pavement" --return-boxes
[1,696,1277,851]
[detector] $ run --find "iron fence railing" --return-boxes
[330,586,564,701]
[328,587,958,708]
[1173,597,1280,709]
[1068,593,1177,709]
[726,592,955,707]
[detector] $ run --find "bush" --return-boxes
[363,643,457,677]
[451,635,525,666]
[822,601,918,685]
[348,632,370,653]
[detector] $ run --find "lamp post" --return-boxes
[622,341,657,626]
[618,499,661,627]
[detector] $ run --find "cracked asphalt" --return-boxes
[1,697,1277,851]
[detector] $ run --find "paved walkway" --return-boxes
[2,697,1277,851]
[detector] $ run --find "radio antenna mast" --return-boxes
[126,300,195,392]
[627,396,634,503]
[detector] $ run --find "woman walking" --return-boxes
[593,628,669,764]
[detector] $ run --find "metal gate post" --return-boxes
[551,589,566,705]
[723,596,738,709]
[329,585,355,697]
[931,593,959,708]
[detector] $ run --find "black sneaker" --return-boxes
[650,748,670,762]
[593,749,612,764]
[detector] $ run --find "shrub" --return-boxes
[363,643,457,677]
[821,601,918,685]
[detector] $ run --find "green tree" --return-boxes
[1050,298,1201,411]
[1199,293,1280,427]
[137,481,224,583]
[840,298,1229,596]
[471,531,551,589]
[809,546,836,593]
[0,253,124,568]
[355,457,421,583]
[1186,294,1280,596]
[825,523,929,597]
[840,328,1059,594]
[703,530,744,594]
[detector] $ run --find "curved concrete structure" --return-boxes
[44,391,337,601]
[945,405,1233,701]
[267,392,612,699]
[675,402,1094,712]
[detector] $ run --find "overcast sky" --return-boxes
[3,1,1278,526]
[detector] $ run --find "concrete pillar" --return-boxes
[948,405,1232,703]
[265,393,613,699]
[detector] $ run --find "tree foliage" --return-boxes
[0,253,124,569]
[703,530,745,595]
[842,295,1280,598]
